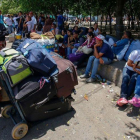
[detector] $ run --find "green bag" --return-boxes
[2,55,33,87]
[0,48,20,65]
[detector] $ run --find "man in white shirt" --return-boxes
[13,15,18,30]
[29,11,37,32]
[4,15,13,34]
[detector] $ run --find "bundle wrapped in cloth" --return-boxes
[30,31,55,39]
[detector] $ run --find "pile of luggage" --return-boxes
[0,38,78,122]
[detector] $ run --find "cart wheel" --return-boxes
[12,122,28,140]
[1,105,13,118]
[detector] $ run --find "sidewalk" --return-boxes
[0,42,140,140]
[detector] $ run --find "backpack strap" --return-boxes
[123,40,134,58]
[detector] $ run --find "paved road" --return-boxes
[0,41,140,140]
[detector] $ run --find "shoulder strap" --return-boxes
[124,40,133,58]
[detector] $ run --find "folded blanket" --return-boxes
[30,32,41,39]
[30,31,55,39]
[43,31,54,39]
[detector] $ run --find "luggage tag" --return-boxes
[23,51,29,57]
[23,43,30,49]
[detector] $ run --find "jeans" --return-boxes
[67,47,72,58]
[85,56,112,79]
[72,48,78,54]
[120,67,138,99]
[134,75,140,97]
[8,25,13,34]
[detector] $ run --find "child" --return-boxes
[57,37,66,58]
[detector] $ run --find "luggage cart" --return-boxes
[0,70,28,139]
[0,70,75,140]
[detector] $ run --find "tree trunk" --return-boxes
[109,13,112,34]
[101,15,103,32]
[90,13,91,27]
[105,15,108,30]
[116,0,125,39]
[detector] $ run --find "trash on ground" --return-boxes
[84,94,88,101]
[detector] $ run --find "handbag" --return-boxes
[82,46,93,54]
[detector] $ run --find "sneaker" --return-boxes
[86,78,96,83]
[80,74,89,79]
[117,98,128,107]
[128,97,140,107]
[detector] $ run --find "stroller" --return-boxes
[0,70,74,140]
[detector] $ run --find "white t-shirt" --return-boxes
[13,17,18,25]
[125,50,140,71]
[31,16,37,30]
[5,17,12,26]
[93,28,99,36]
[26,21,33,32]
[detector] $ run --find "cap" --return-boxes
[95,35,105,41]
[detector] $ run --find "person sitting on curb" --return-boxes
[108,31,132,56]
[80,35,114,83]
[128,74,140,108]
[117,50,140,107]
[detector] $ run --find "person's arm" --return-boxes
[87,39,95,48]
[113,39,127,47]
[18,18,22,27]
[133,63,140,74]
[81,40,88,47]
[94,44,104,59]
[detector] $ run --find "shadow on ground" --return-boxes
[0,108,76,140]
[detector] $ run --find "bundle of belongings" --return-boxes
[30,31,55,53]
[0,37,78,121]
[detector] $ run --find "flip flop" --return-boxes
[117,98,128,107]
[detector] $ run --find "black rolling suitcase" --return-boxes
[20,96,74,122]
[13,76,58,120]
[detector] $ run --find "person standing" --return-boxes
[4,15,13,34]
[17,11,24,35]
[29,11,37,32]
[13,15,18,32]
[57,12,65,31]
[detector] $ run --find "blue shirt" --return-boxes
[63,34,68,44]
[57,15,64,25]
[112,38,129,55]
[97,42,114,60]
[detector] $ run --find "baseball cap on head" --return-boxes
[95,35,105,41]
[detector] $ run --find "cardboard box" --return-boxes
[9,33,15,42]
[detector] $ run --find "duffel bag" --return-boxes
[0,48,20,65]
[69,53,84,63]
[2,55,33,87]
[17,39,58,77]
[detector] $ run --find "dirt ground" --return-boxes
[0,41,140,140]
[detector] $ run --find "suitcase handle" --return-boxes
[34,97,49,109]
[45,107,61,113]
[39,78,46,89]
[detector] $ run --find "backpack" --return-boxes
[2,55,33,87]
[0,48,20,65]
[17,39,58,77]
[124,40,140,61]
